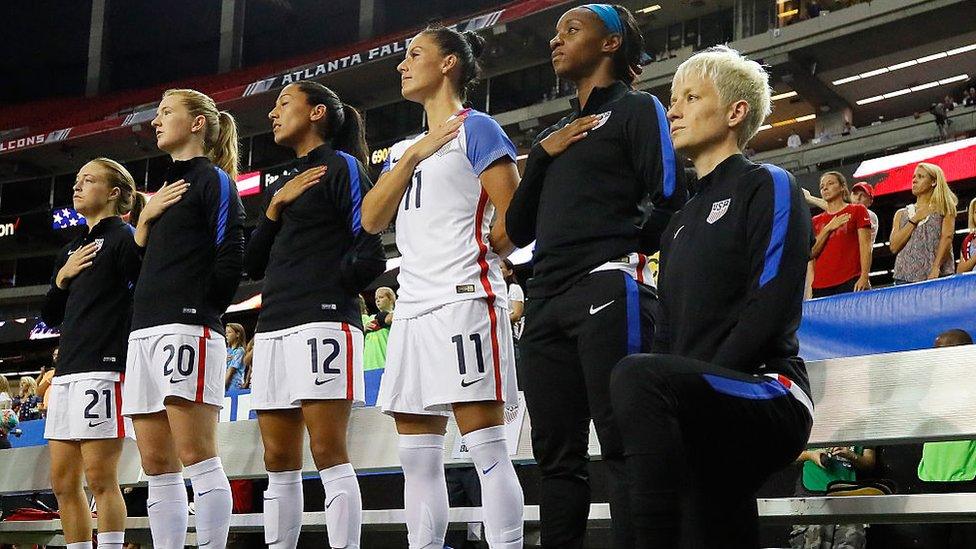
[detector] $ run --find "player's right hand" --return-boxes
[409,110,469,162]
[540,115,601,157]
[268,166,327,220]
[56,242,99,289]
[141,179,189,224]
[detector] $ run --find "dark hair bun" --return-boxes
[462,31,486,59]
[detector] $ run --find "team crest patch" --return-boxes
[591,111,612,130]
[94,238,104,252]
[707,199,731,224]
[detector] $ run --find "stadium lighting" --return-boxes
[756,114,816,132]
[771,91,798,101]
[832,43,976,85]
[637,4,661,14]
[855,74,969,105]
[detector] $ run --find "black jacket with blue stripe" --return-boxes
[506,80,688,298]
[132,156,244,336]
[244,144,386,333]
[42,217,141,375]
[654,154,813,396]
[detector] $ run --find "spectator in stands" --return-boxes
[0,376,18,450]
[0,375,12,413]
[890,162,958,283]
[37,348,57,412]
[787,130,802,148]
[224,323,246,393]
[943,94,958,111]
[850,182,878,243]
[956,198,976,274]
[811,172,873,296]
[930,101,952,140]
[241,339,253,390]
[790,446,875,549]
[13,377,42,422]
[500,260,524,347]
[364,287,395,372]
[964,87,976,107]
[842,121,857,136]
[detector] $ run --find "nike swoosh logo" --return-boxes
[674,225,685,239]
[482,461,499,475]
[147,500,161,509]
[169,377,186,384]
[197,488,216,497]
[589,301,615,315]
[460,377,485,388]
[314,377,336,386]
[325,495,341,509]
[88,420,109,428]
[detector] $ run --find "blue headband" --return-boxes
[582,4,624,36]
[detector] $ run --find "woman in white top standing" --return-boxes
[362,24,524,549]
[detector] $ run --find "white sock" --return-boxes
[398,434,449,549]
[146,472,189,549]
[185,457,232,549]
[264,470,304,549]
[67,543,91,549]
[96,530,125,549]
[465,426,524,549]
[320,463,362,549]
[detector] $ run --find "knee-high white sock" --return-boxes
[146,472,189,549]
[320,463,362,549]
[96,530,125,549]
[185,457,232,549]
[398,434,449,549]
[263,470,304,549]
[465,426,524,549]
[67,543,91,549]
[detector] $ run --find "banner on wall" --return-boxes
[798,274,976,361]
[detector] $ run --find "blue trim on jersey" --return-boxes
[759,164,792,288]
[651,95,676,199]
[338,151,364,237]
[702,374,789,401]
[214,167,231,246]
[624,274,641,354]
[464,111,517,175]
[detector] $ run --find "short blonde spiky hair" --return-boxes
[672,45,772,148]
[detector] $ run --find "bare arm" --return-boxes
[362,115,467,233]
[928,213,956,279]
[509,300,524,323]
[854,227,873,291]
[481,159,519,258]
[889,209,916,254]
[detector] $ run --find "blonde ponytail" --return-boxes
[163,89,239,180]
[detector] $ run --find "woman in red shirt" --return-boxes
[810,171,873,297]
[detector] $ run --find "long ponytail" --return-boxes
[332,104,369,167]
[163,89,240,180]
[293,81,370,166]
[214,111,240,180]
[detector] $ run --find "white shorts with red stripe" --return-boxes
[378,298,518,417]
[122,324,226,415]
[44,371,133,441]
[251,322,365,410]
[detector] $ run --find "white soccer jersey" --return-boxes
[383,110,517,319]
